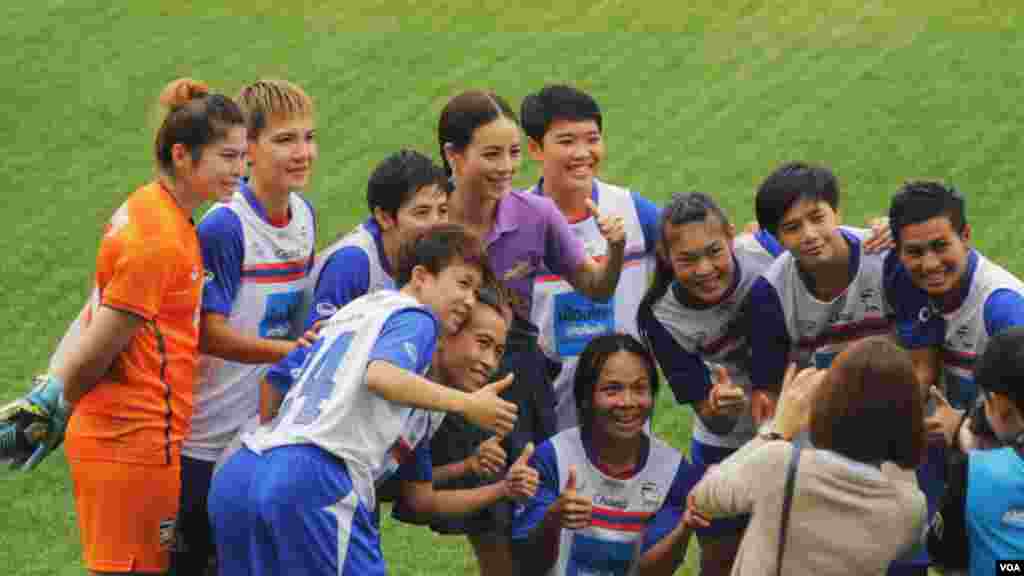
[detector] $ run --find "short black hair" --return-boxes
[573,333,660,436]
[755,162,839,237]
[974,326,1024,413]
[888,180,966,246]
[367,149,448,218]
[394,223,492,288]
[520,85,602,144]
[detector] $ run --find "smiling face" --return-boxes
[897,215,971,298]
[183,125,247,203]
[414,259,483,335]
[663,217,736,305]
[248,114,317,194]
[775,198,844,270]
[437,303,509,392]
[389,183,449,244]
[448,116,521,202]
[530,118,604,195]
[591,350,654,442]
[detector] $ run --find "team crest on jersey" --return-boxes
[954,324,973,348]
[159,518,177,550]
[316,301,338,319]
[404,342,419,365]
[641,481,661,504]
[503,254,541,281]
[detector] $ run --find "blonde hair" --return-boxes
[236,79,314,140]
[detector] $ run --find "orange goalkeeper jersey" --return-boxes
[65,181,204,466]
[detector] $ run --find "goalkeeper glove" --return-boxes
[0,375,70,471]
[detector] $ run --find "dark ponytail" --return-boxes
[437,90,517,180]
[155,78,244,176]
[636,192,731,343]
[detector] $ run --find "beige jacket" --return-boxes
[692,438,926,576]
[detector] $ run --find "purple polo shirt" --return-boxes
[485,189,587,320]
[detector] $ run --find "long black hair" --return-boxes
[636,192,731,344]
[574,333,660,437]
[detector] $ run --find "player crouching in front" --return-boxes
[510,334,701,576]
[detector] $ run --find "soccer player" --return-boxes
[208,223,520,576]
[173,79,318,576]
[746,162,894,424]
[886,180,1024,427]
[433,89,626,574]
[303,149,448,327]
[511,333,700,575]
[0,78,245,576]
[520,84,660,433]
[637,192,781,576]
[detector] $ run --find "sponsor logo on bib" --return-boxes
[554,292,615,356]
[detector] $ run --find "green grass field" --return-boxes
[1,1,1022,573]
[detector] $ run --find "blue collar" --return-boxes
[240,179,290,226]
[363,217,393,276]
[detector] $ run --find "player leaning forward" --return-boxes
[208,223,521,575]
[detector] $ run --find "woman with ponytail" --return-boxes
[6,78,245,575]
[427,90,627,576]
[636,191,781,576]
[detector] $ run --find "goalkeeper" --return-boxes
[1,77,246,576]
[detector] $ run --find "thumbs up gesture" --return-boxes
[470,434,507,479]
[555,465,592,530]
[462,373,518,436]
[504,442,540,501]
[708,365,746,418]
[585,198,625,249]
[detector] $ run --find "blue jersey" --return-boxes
[247,290,439,511]
[302,218,395,329]
[186,183,316,461]
[968,447,1024,575]
[747,229,893,391]
[511,427,699,575]
[886,250,1024,408]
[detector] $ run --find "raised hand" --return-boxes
[586,198,625,248]
[750,390,777,427]
[708,365,746,418]
[773,363,824,440]
[924,386,964,448]
[505,442,539,501]
[470,434,507,479]
[863,216,895,254]
[463,373,518,436]
[556,465,592,530]
[683,491,711,530]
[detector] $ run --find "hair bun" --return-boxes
[159,78,210,110]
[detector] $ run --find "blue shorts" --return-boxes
[208,444,384,576]
[691,439,750,537]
